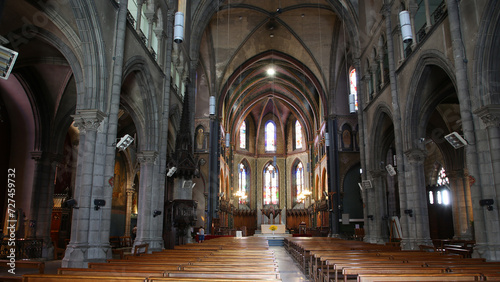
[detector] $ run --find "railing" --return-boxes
[432,1,447,24]
[0,239,43,259]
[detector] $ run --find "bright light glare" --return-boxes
[267,68,276,76]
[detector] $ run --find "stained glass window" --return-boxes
[264,164,279,205]
[295,120,303,149]
[239,121,246,149]
[265,121,276,152]
[238,163,248,204]
[349,68,358,112]
[296,162,304,197]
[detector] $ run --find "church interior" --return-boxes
[1,0,500,280]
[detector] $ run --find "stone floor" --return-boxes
[271,246,311,282]
[29,246,311,281]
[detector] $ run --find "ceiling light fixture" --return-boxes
[267,67,276,76]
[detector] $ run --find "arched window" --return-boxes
[295,120,303,150]
[349,68,358,113]
[295,162,304,201]
[428,167,450,205]
[239,121,246,149]
[263,163,279,205]
[265,121,276,152]
[238,163,248,204]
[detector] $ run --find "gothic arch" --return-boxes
[122,56,160,151]
[404,50,457,151]
[473,0,500,105]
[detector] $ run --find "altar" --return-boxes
[261,224,286,234]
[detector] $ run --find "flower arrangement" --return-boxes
[269,225,278,231]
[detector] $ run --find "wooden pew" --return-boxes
[22,274,148,282]
[356,273,481,281]
[57,268,165,277]
[342,267,446,282]
[0,260,44,282]
[150,278,282,282]
[88,262,182,271]
[165,270,281,280]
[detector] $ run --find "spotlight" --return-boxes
[166,166,177,177]
[0,45,18,80]
[94,199,106,210]
[153,210,162,217]
[444,132,467,149]
[116,134,134,151]
[266,67,276,76]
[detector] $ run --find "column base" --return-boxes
[400,237,433,250]
[473,243,500,261]
[61,243,112,268]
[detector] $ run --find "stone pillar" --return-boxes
[135,0,144,33]
[447,170,473,240]
[145,12,155,49]
[63,110,108,268]
[125,186,136,238]
[154,30,165,68]
[423,0,432,32]
[408,3,418,48]
[134,151,163,252]
[367,169,389,244]
[28,152,59,259]
[370,65,377,97]
[378,54,385,86]
[402,149,432,249]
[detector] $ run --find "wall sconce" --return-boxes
[116,134,134,151]
[174,11,184,43]
[225,133,230,147]
[399,11,413,43]
[153,210,162,217]
[367,215,374,220]
[480,199,494,211]
[444,132,468,149]
[404,209,413,217]
[209,96,216,115]
[94,199,105,210]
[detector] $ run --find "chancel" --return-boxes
[1,0,500,281]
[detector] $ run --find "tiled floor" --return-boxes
[271,246,311,282]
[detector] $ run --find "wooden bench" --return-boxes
[88,262,182,271]
[57,268,165,277]
[22,274,148,282]
[165,270,280,280]
[342,266,446,282]
[150,278,282,282]
[0,260,44,282]
[357,272,481,281]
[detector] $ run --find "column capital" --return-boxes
[72,110,106,132]
[474,104,500,128]
[381,3,392,17]
[405,148,426,164]
[137,151,158,164]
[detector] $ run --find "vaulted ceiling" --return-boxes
[198,0,347,142]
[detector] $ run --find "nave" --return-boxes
[8,236,500,281]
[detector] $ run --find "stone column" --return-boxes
[370,65,377,97]
[28,152,59,259]
[423,0,432,32]
[144,12,155,49]
[402,149,432,250]
[154,30,165,68]
[133,151,162,252]
[447,170,473,240]
[125,186,136,238]
[368,169,389,244]
[135,0,144,33]
[63,109,108,268]
[378,54,385,86]
[408,3,418,48]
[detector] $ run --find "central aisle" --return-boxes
[270,246,311,282]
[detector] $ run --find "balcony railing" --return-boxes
[1,239,43,259]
